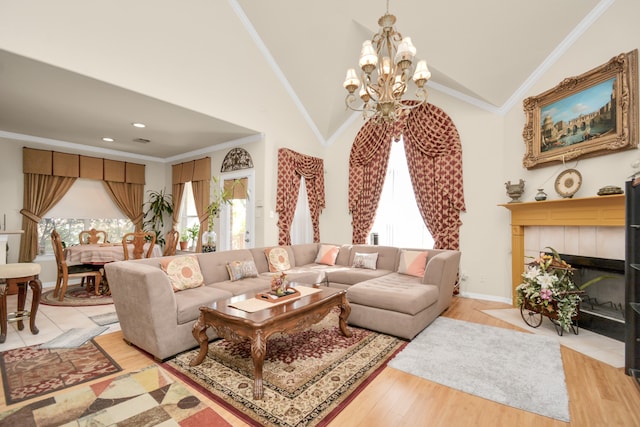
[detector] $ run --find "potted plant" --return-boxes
[179,232,189,251]
[516,247,583,333]
[186,224,200,249]
[143,189,173,247]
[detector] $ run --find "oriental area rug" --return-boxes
[0,365,231,427]
[40,284,113,307]
[0,340,121,405]
[164,309,405,427]
[388,317,570,422]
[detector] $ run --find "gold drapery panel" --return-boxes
[19,174,77,262]
[276,148,325,245]
[102,181,145,230]
[171,158,211,250]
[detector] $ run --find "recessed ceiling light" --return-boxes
[132,122,146,128]
[102,137,115,142]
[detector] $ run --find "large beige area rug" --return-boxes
[482,308,624,368]
[164,309,405,427]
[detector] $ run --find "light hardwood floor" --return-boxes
[1,296,639,426]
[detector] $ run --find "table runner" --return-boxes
[229,285,322,312]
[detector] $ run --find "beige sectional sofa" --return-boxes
[104,243,461,361]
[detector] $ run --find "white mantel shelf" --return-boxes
[0,230,24,235]
[500,194,625,305]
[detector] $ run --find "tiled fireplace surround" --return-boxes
[502,194,625,305]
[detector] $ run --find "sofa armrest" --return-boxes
[105,261,179,350]
[422,250,461,312]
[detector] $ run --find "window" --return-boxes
[369,138,434,248]
[178,182,200,248]
[37,179,134,254]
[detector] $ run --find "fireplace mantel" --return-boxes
[500,194,625,305]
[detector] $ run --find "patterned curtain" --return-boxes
[276,148,325,245]
[348,103,465,249]
[403,103,466,250]
[348,122,395,244]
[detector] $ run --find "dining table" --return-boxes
[65,242,163,265]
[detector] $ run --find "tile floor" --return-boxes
[0,284,120,352]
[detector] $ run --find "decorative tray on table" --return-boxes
[256,288,300,303]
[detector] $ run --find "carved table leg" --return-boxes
[190,315,210,366]
[338,294,352,337]
[28,277,41,335]
[251,329,267,400]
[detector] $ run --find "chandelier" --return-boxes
[343,1,431,123]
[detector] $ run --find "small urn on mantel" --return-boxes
[505,179,525,203]
[535,188,548,201]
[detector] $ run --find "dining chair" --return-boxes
[51,230,103,301]
[122,230,157,260]
[163,228,180,256]
[79,228,108,245]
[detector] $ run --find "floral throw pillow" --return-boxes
[265,247,291,272]
[226,260,259,282]
[397,250,429,277]
[314,244,340,266]
[159,255,204,292]
[352,252,378,270]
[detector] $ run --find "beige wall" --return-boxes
[1,1,639,302]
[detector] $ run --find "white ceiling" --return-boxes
[0,0,607,160]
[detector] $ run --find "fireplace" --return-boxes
[559,253,625,341]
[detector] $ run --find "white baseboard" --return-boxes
[457,291,512,305]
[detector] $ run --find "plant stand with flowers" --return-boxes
[520,290,584,336]
[516,247,585,336]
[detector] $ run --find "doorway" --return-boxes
[219,170,254,251]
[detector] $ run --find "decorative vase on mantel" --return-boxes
[535,188,548,201]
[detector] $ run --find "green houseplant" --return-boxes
[202,176,244,251]
[143,189,173,247]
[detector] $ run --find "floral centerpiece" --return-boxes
[270,272,289,296]
[516,247,582,332]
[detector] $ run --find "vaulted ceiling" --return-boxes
[0,0,606,159]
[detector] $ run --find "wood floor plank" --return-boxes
[0,296,638,426]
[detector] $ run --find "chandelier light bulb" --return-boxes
[413,60,431,87]
[359,40,378,74]
[343,68,360,93]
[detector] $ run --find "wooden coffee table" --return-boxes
[190,286,352,399]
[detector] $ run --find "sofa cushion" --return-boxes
[315,244,340,266]
[197,249,254,284]
[207,277,271,296]
[265,247,291,272]
[326,267,391,286]
[347,274,438,316]
[175,286,233,324]
[159,255,204,292]
[290,243,320,266]
[349,245,398,271]
[397,250,429,277]
[226,260,259,281]
[352,252,378,270]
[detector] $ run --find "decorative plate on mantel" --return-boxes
[554,168,582,198]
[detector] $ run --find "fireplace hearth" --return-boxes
[560,253,625,341]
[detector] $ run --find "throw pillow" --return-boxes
[226,260,259,282]
[265,247,291,272]
[159,255,204,292]
[315,244,340,266]
[397,250,429,277]
[352,252,378,270]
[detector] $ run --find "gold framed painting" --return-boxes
[522,49,638,169]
